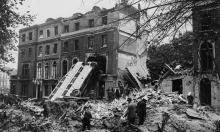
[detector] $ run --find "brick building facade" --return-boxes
[16,2,140,99]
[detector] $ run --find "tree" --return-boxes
[147,31,194,80]
[0,0,34,70]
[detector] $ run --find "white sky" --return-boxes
[7,0,118,69]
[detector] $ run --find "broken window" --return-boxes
[44,62,49,79]
[54,26,58,35]
[89,19,94,27]
[101,34,107,47]
[63,41,69,52]
[200,42,213,71]
[88,36,94,49]
[38,46,43,56]
[51,61,57,78]
[62,60,68,76]
[28,48,32,57]
[72,58,78,65]
[22,34,26,42]
[21,83,28,96]
[75,39,79,50]
[45,45,50,55]
[200,9,216,31]
[22,64,29,78]
[75,22,80,31]
[39,30,43,38]
[64,25,69,33]
[102,16,107,25]
[20,49,25,58]
[47,29,50,37]
[53,43,57,54]
[29,32,32,40]
[37,63,42,79]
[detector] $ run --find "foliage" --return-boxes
[147,32,194,80]
[0,0,34,70]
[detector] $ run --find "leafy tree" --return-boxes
[147,32,194,80]
[0,0,34,70]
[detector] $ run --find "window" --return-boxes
[22,64,29,78]
[20,49,25,58]
[47,29,50,37]
[72,58,78,65]
[53,43,57,54]
[63,41,69,51]
[52,61,58,78]
[22,34,26,42]
[75,22,80,31]
[62,60,68,76]
[45,45,50,55]
[44,63,49,79]
[88,36,94,49]
[28,48,32,57]
[37,63,42,79]
[89,19,94,27]
[29,32,33,40]
[44,85,50,96]
[54,26,58,35]
[102,16,107,25]
[38,46,43,56]
[101,35,107,47]
[39,30,43,38]
[200,9,216,31]
[21,83,27,96]
[200,42,213,71]
[75,39,79,50]
[64,25,69,33]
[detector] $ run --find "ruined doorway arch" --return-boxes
[87,54,107,73]
[200,78,211,105]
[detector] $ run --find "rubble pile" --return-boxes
[1,87,220,131]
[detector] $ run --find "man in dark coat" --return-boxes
[124,98,137,125]
[82,106,92,131]
[136,98,147,125]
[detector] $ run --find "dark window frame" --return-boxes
[89,19,94,27]
[102,16,107,25]
[75,22,80,31]
[29,32,33,40]
[45,45,50,55]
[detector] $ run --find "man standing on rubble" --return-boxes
[124,98,137,125]
[82,106,92,131]
[136,97,147,125]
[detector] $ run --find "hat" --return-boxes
[187,92,192,96]
[143,96,148,101]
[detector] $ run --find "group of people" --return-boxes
[124,97,147,126]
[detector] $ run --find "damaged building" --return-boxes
[161,1,220,112]
[15,1,146,99]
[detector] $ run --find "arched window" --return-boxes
[37,63,42,79]
[72,58,78,65]
[44,63,49,79]
[200,42,213,71]
[62,60,68,76]
[52,61,57,78]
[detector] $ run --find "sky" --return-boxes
[7,0,118,69]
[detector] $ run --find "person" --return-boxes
[82,106,92,131]
[115,88,120,99]
[136,97,147,125]
[187,92,194,106]
[42,101,49,118]
[124,98,137,125]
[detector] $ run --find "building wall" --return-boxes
[17,3,139,98]
[192,2,220,111]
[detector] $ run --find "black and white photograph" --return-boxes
[0,0,220,131]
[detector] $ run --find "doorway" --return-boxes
[172,79,183,94]
[200,78,211,105]
[87,54,107,73]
